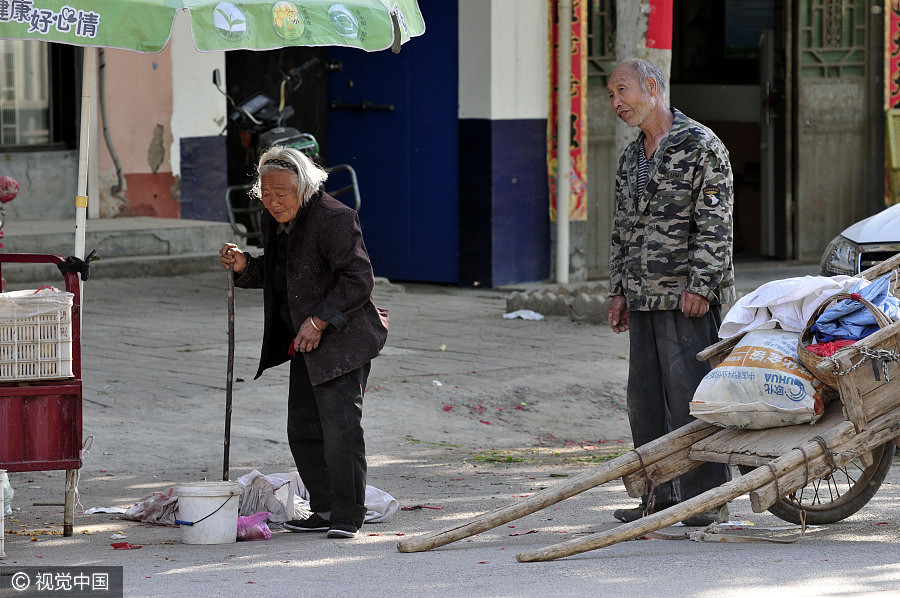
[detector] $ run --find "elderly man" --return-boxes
[607,58,735,526]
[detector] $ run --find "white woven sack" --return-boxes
[690,329,827,429]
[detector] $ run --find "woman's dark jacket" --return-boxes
[236,191,389,386]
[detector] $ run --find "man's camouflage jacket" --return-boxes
[609,108,735,312]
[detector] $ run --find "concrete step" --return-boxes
[0,217,239,283]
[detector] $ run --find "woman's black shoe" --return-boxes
[284,513,331,532]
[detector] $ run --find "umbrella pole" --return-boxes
[75,47,95,261]
[223,266,235,481]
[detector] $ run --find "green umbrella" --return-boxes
[0,0,425,258]
[0,1,425,53]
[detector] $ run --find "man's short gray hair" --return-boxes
[252,146,328,205]
[619,58,667,96]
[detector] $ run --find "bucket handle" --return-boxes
[174,493,236,527]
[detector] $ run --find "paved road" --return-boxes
[3,264,900,598]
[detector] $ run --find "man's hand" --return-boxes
[608,295,629,333]
[681,291,709,318]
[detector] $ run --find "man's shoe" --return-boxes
[326,523,358,539]
[283,513,331,532]
[613,500,677,523]
[681,503,729,527]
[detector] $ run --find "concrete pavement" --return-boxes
[2,262,899,597]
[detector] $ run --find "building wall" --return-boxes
[169,12,226,177]
[98,46,176,217]
[170,11,229,222]
[98,10,226,220]
[0,150,78,222]
[458,0,550,286]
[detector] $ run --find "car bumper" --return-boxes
[820,237,900,276]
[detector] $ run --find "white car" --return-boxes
[820,203,900,276]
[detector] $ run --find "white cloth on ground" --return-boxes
[237,470,309,523]
[122,487,178,525]
[719,275,863,339]
[122,470,399,525]
[239,470,398,523]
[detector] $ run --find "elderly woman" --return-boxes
[220,146,388,539]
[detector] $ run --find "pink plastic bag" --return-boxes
[237,511,272,541]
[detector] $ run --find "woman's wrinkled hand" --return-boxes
[292,316,325,354]
[220,243,247,274]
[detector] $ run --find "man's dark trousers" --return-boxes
[627,307,732,505]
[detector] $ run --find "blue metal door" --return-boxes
[325,1,458,283]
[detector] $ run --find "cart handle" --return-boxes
[0,253,81,294]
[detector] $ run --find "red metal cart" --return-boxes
[0,253,83,538]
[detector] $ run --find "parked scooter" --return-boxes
[215,58,322,163]
[214,61,360,245]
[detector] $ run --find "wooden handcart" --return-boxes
[397,254,900,561]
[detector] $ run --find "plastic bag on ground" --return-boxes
[237,511,272,541]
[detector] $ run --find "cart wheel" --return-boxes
[739,441,895,525]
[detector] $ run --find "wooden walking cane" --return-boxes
[223,265,235,482]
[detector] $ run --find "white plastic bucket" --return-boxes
[175,481,240,545]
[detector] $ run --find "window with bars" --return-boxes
[0,40,77,149]
[0,40,51,146]
[799,0,867,77]
[587,0,616,84]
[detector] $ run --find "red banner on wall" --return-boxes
[548,0,587,222]
[646,0,673,50]
[889,0,900,109]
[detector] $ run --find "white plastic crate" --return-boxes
[0,288,74,381]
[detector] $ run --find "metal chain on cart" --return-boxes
[831,347,900,382]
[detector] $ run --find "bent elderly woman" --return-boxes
[220,146,388,539]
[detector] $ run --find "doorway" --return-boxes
[223,47,328,243]
[671,0,788,260]
[325,1,460,283]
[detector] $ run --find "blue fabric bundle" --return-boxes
[811,274,899,342]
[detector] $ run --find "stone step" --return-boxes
[0,217,239,283]
[505,282,610,324]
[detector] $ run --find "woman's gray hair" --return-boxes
[251,145,328,205]
[620,57,666,96]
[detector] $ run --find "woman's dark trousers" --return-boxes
[287,356,370,529]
